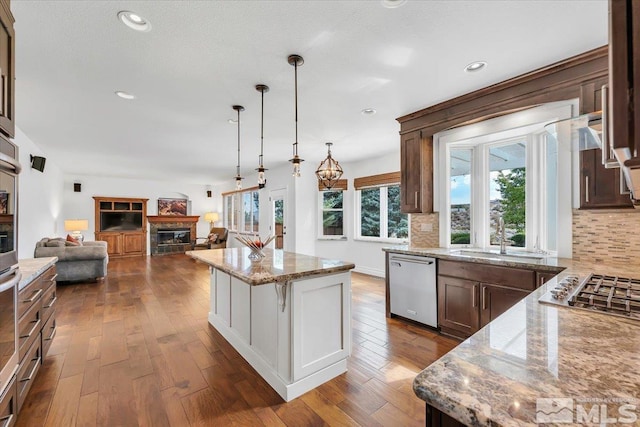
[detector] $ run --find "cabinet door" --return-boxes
[437,275,479,338]
[580,149,632,208]
[479,284,528,328]
[122,233,144,255]
[98,233,122,256]
[400,131,432,213]
[535,271,557,288]
[0,3,14,138]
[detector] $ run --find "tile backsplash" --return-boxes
[572,209,640,266]
[409,209,640,266]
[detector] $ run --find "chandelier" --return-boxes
[316,142,344,189]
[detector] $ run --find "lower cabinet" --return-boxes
[95,232,146,258]
[437,260,560,339]
[0,375,17,427]
[12,263,56,419]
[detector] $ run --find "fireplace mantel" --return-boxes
[147,215,200,224]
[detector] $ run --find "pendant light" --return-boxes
[255,84,269,189]
[288,54,304,177]
[233,105,245,190]
[316,142,344,189]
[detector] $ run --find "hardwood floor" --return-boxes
[16,254,458,426]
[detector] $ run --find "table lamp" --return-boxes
[64,219,89,242]
[204,212,219,229]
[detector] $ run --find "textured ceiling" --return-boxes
[11,0,607,185]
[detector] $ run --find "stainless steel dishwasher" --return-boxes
[388,254,437,328]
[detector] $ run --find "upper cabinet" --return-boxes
[0,0,14,138]
[579,76,633,209]
[400,131,432,213]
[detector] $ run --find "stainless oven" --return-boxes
[0,134,21,396]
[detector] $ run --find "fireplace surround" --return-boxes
[147,215,199,256]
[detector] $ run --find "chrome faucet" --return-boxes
[497,216,506,254]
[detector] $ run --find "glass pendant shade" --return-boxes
[288,54,304,176]
[232,105,244,190]
[255,84,269,189]
[316,142,344,189]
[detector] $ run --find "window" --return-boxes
[355,180,408,242]
[440,120,559,253]
[223,188,259,233]
[319,190,344,238]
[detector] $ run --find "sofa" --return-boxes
[34,237,109,282]
[192,227,228,250]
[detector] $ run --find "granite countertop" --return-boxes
[18,257,57,291]
[186,248,355,285]
[401,247,640,426]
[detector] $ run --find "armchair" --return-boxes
[193,227,228,250]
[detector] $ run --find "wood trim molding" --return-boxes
[396,46,609,136]
[354,172,401,190]
[318,179,348,191]
[92,196,149,203]
[147,215,200,224]
[221,186,260,197]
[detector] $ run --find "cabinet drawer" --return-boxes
[41,283,56,325]
[16,336,41,413]
[439,260,535,291]
[41,312,56,358]
[0,375,16,427]
[17,277,43,320]
[17,300,41,361]
[42,266,56,284]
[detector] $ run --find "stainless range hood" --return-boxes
[545,111,639,206]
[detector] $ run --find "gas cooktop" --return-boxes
[539,274,640,320]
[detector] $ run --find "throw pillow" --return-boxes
[66,234,82,246]
[207,233,218,244]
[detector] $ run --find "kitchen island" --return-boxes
[187,247,355,402]
[384,247,640,426]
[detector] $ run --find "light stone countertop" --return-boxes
[383,247,640,426]
[186,248,355,285]
[18,257,57,291]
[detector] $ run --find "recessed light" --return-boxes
[381,0,408,9]
[117,11,151,32]
[361,108,377,116]
[115,91,136,100]
[464,61,487,73]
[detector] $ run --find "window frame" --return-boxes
[354,183,409,244]
[317,189,346,240]
[223,188,260,234]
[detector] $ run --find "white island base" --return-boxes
[208,268,351,401]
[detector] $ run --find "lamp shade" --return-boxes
[64,219,89,231]
[204,212,219,223]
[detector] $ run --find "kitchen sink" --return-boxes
[453,249,546,263]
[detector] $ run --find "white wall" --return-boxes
[14,127,64,258]
[315,151,401,277]
[62,174,223,254]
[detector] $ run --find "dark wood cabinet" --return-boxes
[94,197,148,258]
[578,75,633,209]
[479,284,528,327]
[400,130,432,213]
[536,271,557,288]
[0,0,15,138]
[437,275,479,338]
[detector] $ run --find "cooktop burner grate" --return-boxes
[567,274,640,319]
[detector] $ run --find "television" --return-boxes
[100,212,142,231]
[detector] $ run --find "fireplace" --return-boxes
[147,215,199,256]
[157,229,190,245]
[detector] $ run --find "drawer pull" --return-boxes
[472,284,478,307]
[44,327,56,342]
[44,295,57,309]
[0,414,14,427]
[50,273,58,282]
[21,288,43,303]
[20,319,40,340]
[19,357,40,383]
